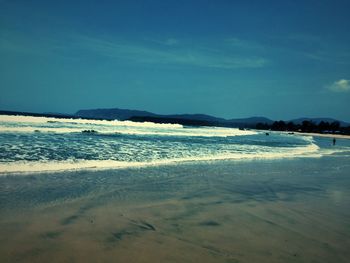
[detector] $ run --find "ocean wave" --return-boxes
[0,126,258,137]
[0,114,258,137]
[0,114,183,128]
[3,114,345,176]
[0,142,322,175]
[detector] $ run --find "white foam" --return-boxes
[2,114,336,176]
[0,115,183,128]
[0,115,258,137]
[0,126,258,137]
[0,142,321,175]
[0,126,84,134]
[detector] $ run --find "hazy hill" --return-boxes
[229,117,274,125]
[75,108,158,120]
[164,114,226,122]
[75,108,225,122]
[2,108,348,128]
[75,108,272,127]
[75,108,349,128]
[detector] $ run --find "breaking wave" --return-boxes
[1,114,343,175]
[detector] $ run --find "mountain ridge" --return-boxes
[0,108,348,128]
[75,107,272,126]
[74,107,349,127]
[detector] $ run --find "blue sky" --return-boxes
[1,0,350,121]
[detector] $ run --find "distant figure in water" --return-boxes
[265,132,269,136]
[333,138,336,145]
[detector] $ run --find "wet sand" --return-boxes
[1,156,350,263]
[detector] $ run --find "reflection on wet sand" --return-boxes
[1,157,350,262]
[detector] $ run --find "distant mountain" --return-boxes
[2,108,349,129]
[163,114,226,123]
[75,108,158,120]
[289,117,349,127]
[75,108,225,122]
[229,117,274,125]
[75,107,272,127]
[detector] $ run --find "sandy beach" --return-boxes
[2,0,350,262]
[1,153,350,263]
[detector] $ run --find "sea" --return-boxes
[1,114,350,262]
[1,114,348,175]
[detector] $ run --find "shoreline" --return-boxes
[294,131,350,140]
[1,155,350,263]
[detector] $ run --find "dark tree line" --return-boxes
[256,120,350,135]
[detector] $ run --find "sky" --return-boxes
[0,0,350,121]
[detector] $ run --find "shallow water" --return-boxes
[0,115,326,174]
[1,155,350,263]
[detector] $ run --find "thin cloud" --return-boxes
[225,37,265,51]
[328,79,350,92]
[261,33,350,65]
[0,30,269,69]
[158,38,179,46]
[147,37,179,46]
[75,35,268,69]
[164,38,178,46]
[301,50,350,65]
